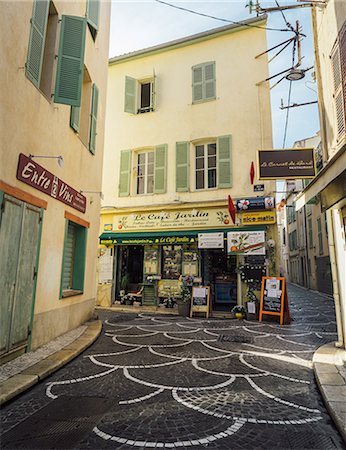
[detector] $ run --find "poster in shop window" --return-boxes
[144,245,159,274]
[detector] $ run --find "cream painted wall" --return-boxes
[1,0,110,348]
[103,23,275,208]
[314,0,346,158]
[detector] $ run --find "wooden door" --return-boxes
[0,194,42,355]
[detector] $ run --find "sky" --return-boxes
[109,0,320,152]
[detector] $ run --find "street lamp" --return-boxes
[285,68,305,81]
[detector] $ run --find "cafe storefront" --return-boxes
[98,203,277,313]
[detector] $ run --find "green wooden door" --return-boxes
[0,194,42,355]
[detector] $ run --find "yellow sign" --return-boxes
[241,211,276,225]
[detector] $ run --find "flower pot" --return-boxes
[235,313,244,320]
[178,302,190,316]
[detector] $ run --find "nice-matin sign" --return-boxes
[258,149,316,180]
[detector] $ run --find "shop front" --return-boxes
[98,203,277,313]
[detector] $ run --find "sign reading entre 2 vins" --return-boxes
[258,149,316,180]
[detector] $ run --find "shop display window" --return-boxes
[162,245,182,279]
[182,249,199,276]
[143,245,159,275]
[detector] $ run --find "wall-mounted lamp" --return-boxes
[80,190,104,200]
[29,154,64,168]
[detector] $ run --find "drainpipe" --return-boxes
[326,209,344,348]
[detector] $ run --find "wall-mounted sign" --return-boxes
[16,153,86,213]
[235,197,275,211]
[104,223,112,231]
[254,184,264,192]
[258,149,316,180]
[198,232,224,249]
[227,231,265,255]
[100,235,197,245]
[241,211,276,225]
[112,207,235,231]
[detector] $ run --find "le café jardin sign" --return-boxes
[17,153,86,213]
[258,149,316,180]
[110,204,276,232]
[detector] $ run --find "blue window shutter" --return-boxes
[54,15,86,107]
[124,76,136,114]
[89,84,99,154]
[154,145,167,194]
[119,150,132,197]
[70,106,80,132]
[25,0,49,87]
[217,135,232,188]
[86,0,100,31]
[176,142,189,192]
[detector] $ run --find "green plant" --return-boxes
[231,305,246,314]
[120,273,129,291]
[179,285,191,304]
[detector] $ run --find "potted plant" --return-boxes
[177,284,191,316]
[231,305,246,320]
[119,273,129,298]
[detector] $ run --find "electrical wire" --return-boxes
[154,0,294,33]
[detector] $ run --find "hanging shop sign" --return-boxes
[227,231,265,255]
[241,211,276,225]
[198,232,224,249]
[258,149,316,180]
[113,207,235,231]
[235,197,275,211]
[16,153,86,213]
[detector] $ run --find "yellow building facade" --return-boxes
[99,17,278,314]
[0,0,110,362]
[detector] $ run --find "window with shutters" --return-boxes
[308,218,313,249]
[70,67,92,144]
[192,62,216,104]
[86,0,100,41]
[26,1,86,108]
[60,220,87,298]
[195,143,217,190]
[26,0,58,99]
[331,26,346,142]
[124,76,155,114]
[317,217,323,255]
[190,135,232,191]
[136,151,155,195]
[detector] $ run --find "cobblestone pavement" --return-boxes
[1,284,345,449]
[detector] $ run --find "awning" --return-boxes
[99,226,266,245]
[295,147,346,211]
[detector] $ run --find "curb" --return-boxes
[0,320,102,406]
[313,343,346,444]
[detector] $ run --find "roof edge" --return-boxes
[109,15,267,65]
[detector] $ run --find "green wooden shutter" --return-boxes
[217,135,232,188]
[70,106,80,132]
[154,144,167,194]
[62,221,75,290]
[72,226,87,291]
[204,62,216,100]
[119,150,132,197]
[25,0,49,87]
[86,0,100,31]
[124,76,136,113]
[176,142,189,192]
[89,83,99,154]
[192,65,203,103]
[54,15,86,107]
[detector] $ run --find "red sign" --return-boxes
[16,153,86,213]
[228,195,236,224]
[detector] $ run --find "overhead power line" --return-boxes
[154,0,294,33]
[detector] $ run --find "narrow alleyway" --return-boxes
[1,284,345,449]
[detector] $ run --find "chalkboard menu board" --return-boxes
[190,286,210,318]
[259,277,290,325]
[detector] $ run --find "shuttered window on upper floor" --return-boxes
[26,1,87,108]
[331,21,346,141]
[192,62,216,104]
[124,75,156,114]
[86,0,100,40]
